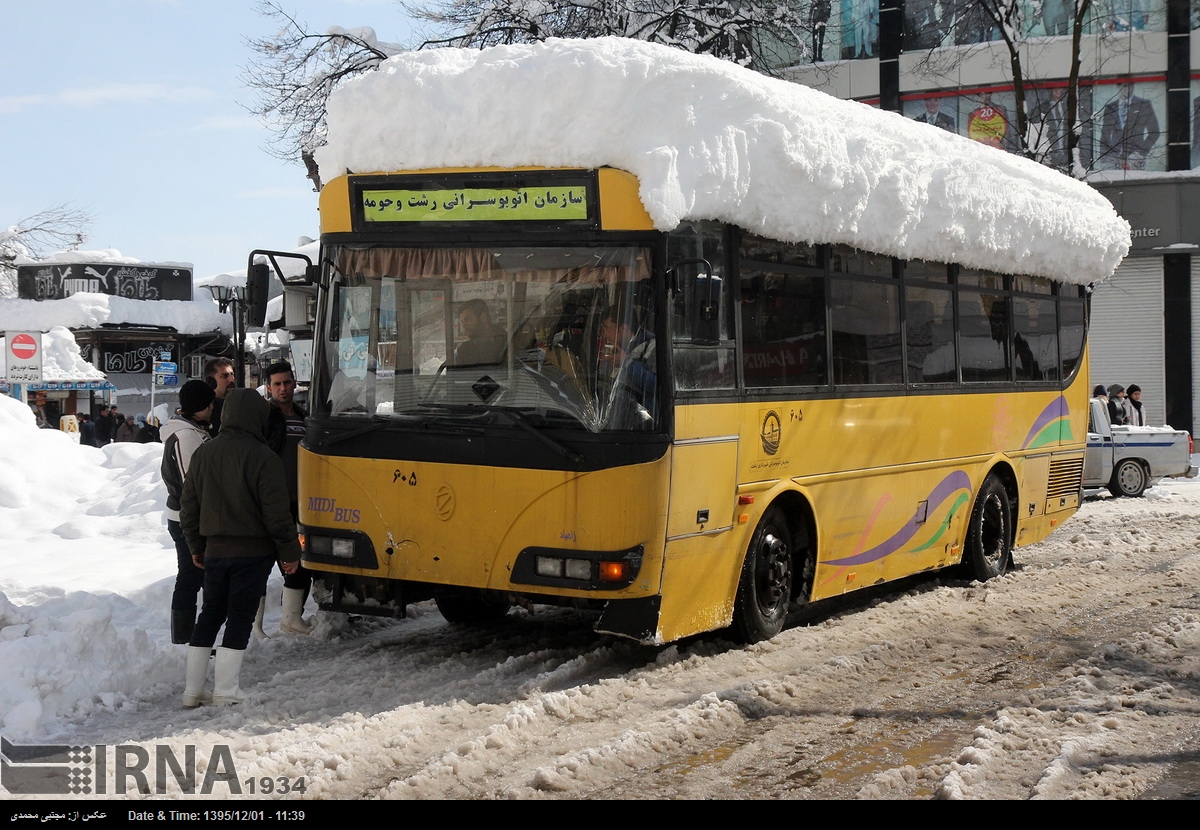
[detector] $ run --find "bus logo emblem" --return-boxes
[760,411,781,456]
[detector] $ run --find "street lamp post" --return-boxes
[207,284,246,386]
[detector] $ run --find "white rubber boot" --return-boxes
[252,596,270,640]
[211,647,246,706]
[181,646,211,708]
[280,587,313,635]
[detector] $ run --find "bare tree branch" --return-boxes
[1,204,94,297]
[242,1,407,164]
[242,1,813,170]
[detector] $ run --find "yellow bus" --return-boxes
[288,163,1100,644]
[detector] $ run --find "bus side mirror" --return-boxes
[245,262,270,328]
[692,272,723,345]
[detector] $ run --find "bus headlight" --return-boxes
[515,545,643,590]
[300,526,377,568]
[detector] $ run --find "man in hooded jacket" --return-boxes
[180,387,301,707]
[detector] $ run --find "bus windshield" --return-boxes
[317,244,659,432]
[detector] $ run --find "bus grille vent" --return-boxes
[1047,458,1084,499]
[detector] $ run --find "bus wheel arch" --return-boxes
[730,491,815,643]
[964,467,1016,581]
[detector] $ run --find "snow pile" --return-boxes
[0,394,180,738]
[0,293,228,336]
[316,37,1130,285]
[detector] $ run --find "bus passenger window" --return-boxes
[740,268,827,388]
[830,279,900,385]
[906,286,954,384]
[1013,295,1058,381]
[1060,297,1085,380]
[959,292,1009,382]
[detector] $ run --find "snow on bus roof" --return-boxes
[315,37,1130,285]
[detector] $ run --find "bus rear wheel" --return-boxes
[731,506,794,643]
[964,474,1011,581]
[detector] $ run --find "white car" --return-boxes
[1084,398,1198,497]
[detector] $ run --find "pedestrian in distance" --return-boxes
[95,405,115,446]
[115,415,138,442]
[1126,384,1147,426]
[77,413,98,447]
[1107,383,1131,425]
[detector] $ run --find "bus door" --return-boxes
[657,259,744,640]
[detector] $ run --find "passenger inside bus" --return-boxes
[454,299,506,366]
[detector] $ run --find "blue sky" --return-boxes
[1,0,416,280]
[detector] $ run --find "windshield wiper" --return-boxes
[315,418,395,448]
[420,403,584,466]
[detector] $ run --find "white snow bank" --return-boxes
[316,37,1130,285]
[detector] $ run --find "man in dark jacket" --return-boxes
[179,388,301,707]
[264,361,314,634]
[95,405,115,446]
[203,357,237,437]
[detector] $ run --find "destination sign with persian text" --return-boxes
[361,186,591,223]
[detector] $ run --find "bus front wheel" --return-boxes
[731,506,794,643]
[964,474,1012,581]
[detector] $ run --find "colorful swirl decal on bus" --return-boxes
[824,470,973,567]
[1021,395,1072,449]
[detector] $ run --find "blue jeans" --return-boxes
[168,520,205,612]
[190,555,276,650]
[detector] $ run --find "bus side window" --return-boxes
[741,268,827,388]
[669,221,735,391]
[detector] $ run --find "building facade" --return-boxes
[784,0,1200,434]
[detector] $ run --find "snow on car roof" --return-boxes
[315,37,1130,285]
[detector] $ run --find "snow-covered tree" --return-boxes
[409,0,809,69]
[0,205,92,298]
[244,1,810,172]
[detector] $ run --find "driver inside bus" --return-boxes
[598,308,657,417]
[454,299,506,366]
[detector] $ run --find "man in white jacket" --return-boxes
[160,380,214,644]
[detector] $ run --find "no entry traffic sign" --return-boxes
[5,331,43,383]
[10,333,37,360]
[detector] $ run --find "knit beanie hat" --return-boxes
[1126,384,1141,396]
[179,379,216,415]
[1092,385,1107,397]
[1107,383,1125,397]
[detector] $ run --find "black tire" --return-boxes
[964,474,1012,581]
[435,591,511,625]
[731,506,794,643]
[1108,459,1148,498]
